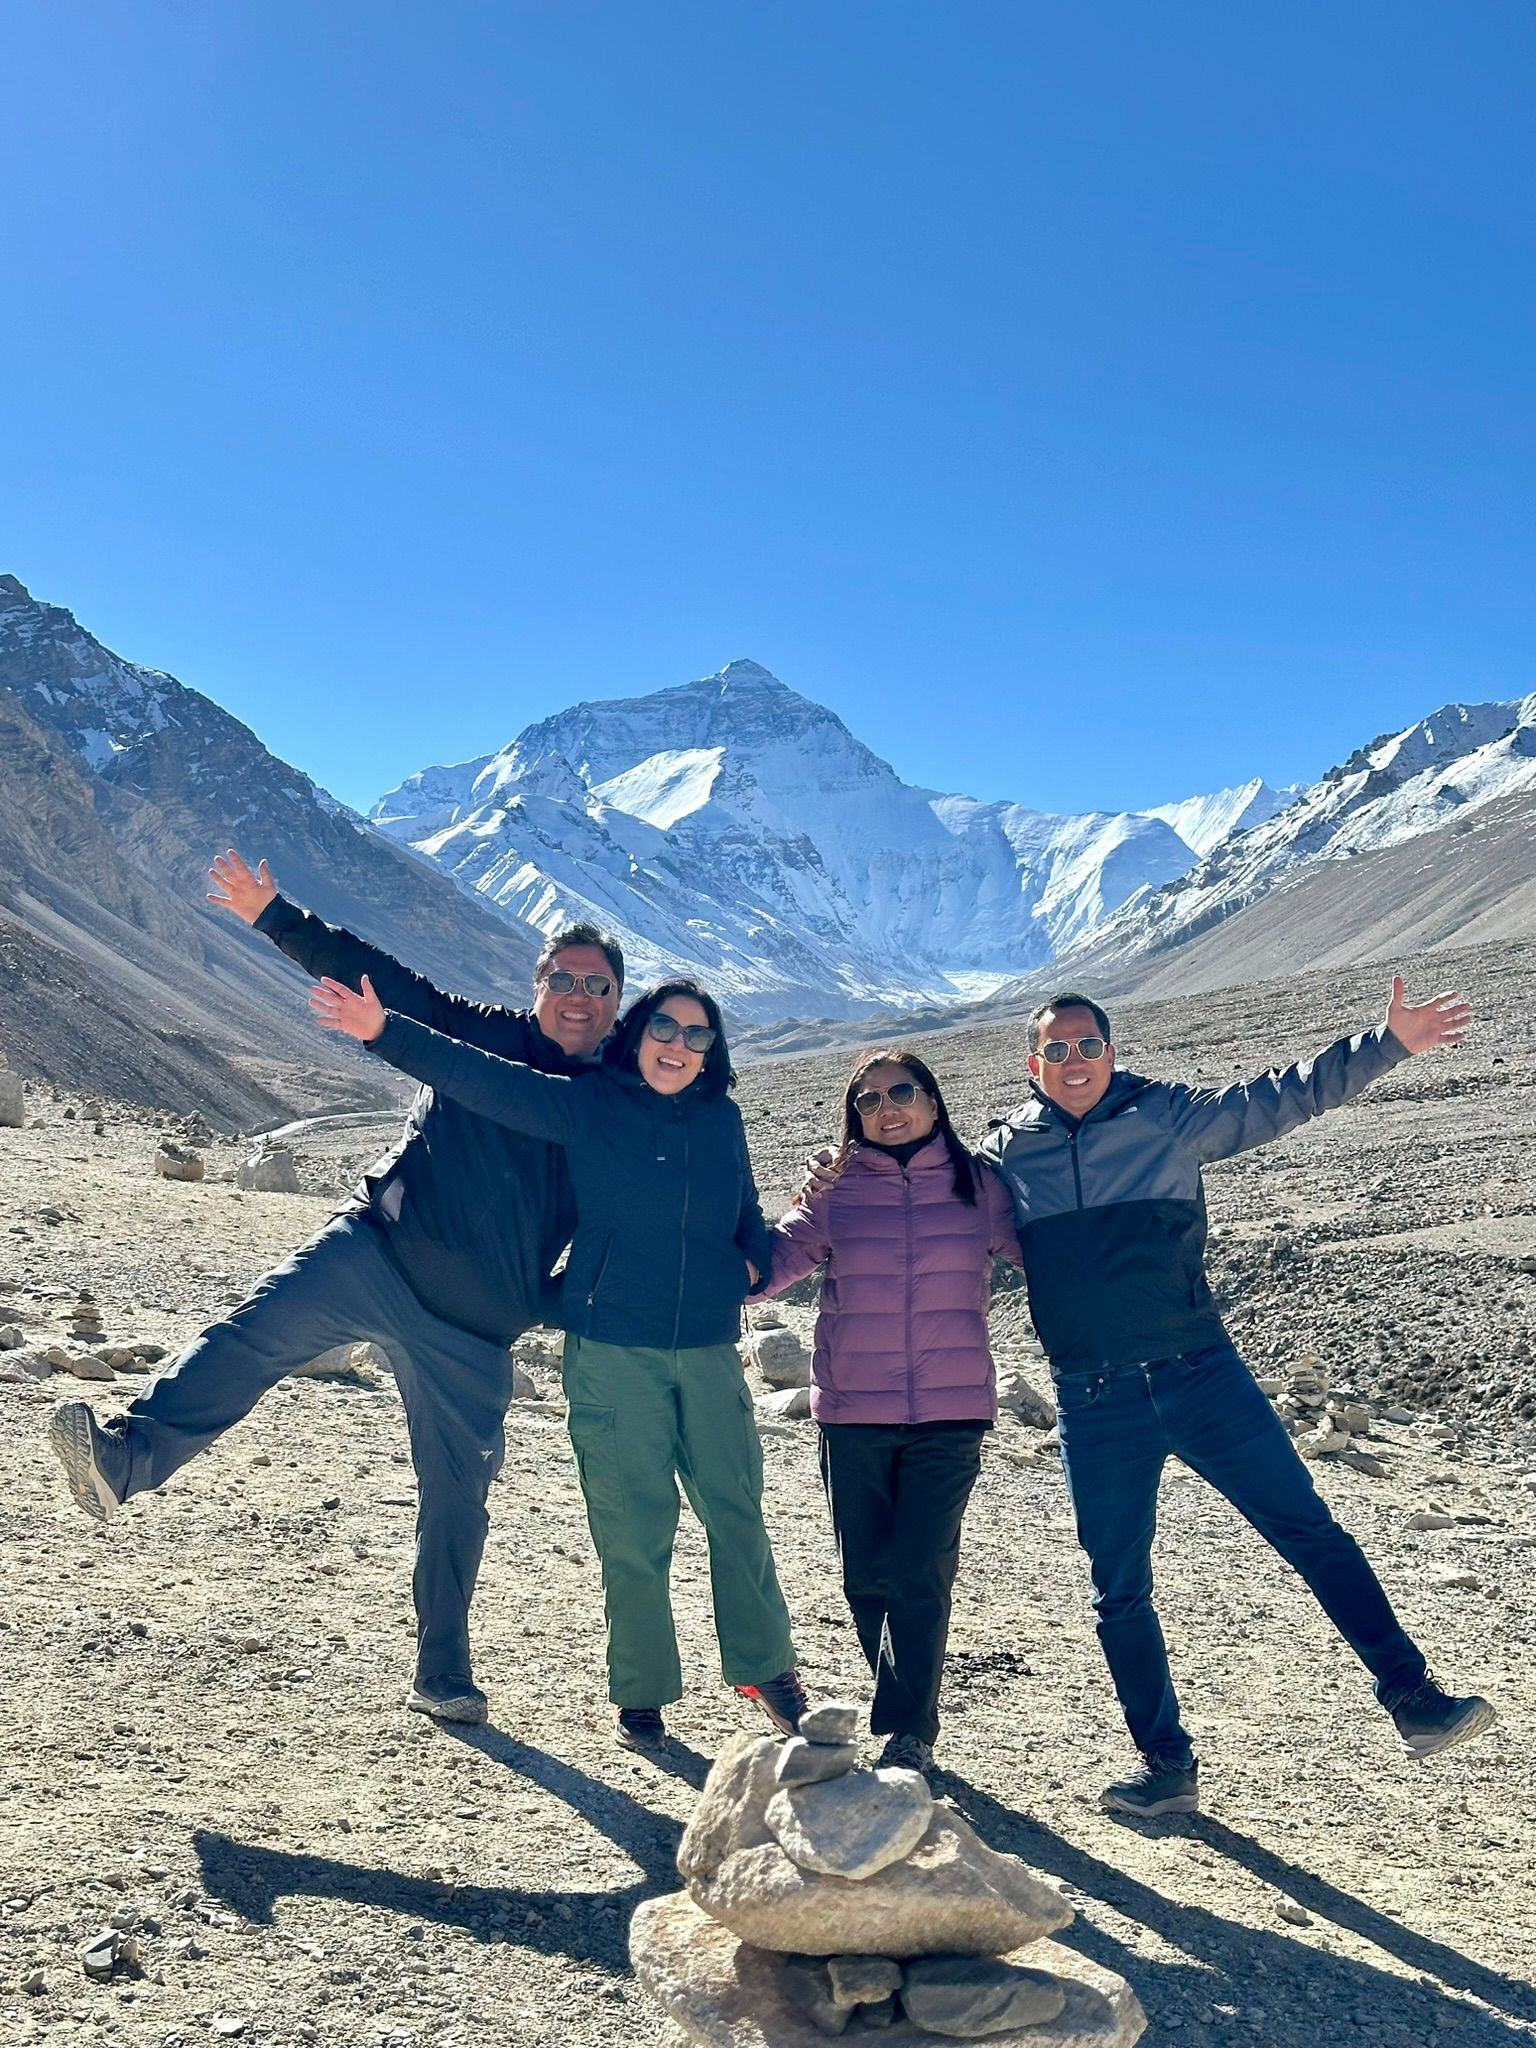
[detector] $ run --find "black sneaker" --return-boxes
[406,1675,488,1725]
[613,1706,668,1751]
[876,1732,935,1777]
[48,1402,130,1525]
[1101,1753,1200,1816]
[736,1669,809,1735]
[1390,1677,1496,1760]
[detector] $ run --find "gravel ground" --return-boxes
[2,937,1534,2048]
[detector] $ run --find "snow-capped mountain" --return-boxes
[1066,695,1536,974]
[371,659,1288,1021]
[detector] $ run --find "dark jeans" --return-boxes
[109,1213,514,1687]
[1055,1342,1427,1765]
[818,1420,987,1746]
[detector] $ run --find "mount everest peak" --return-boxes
[369,659,1294,1021]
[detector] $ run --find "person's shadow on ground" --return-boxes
[941,1770,1536,2046]
[195,1718,697,1973]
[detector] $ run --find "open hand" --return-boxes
[1385,974,1472,1055]
[208,848,278,925]
[310,974,386,1044]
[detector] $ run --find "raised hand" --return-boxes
[799,1144,843,1202]
[208,849,278,925]
[310,974,386,1044]
[1385,974,1472,1056]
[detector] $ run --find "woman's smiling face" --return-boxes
[855,1061,938,1145]
[637,993,711,1095]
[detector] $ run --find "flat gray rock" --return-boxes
[827,1954,903,2007]
[631,1893,1146,2047]
[902,1956,1068,2036]
[776,1737,859,1787]
[689,1801,1075,1958]
[767,1767,933,1879]
[799,1701,861,1745]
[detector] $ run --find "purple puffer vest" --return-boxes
[764,1135,1023,1425]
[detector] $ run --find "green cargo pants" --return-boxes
[563,1335,797,1707]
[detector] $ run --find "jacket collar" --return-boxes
[849,1132,949,1173]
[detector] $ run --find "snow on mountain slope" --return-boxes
[370,660,1222,1021]
[1143,777,1294,858]
[1070,694,1536,973]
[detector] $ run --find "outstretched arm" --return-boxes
[211,848,533,1051]
[1169,974,1471,1162]
[311,976,579,1145]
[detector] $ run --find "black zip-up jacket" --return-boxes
[977,1025,1409,1372]
[253,894,579,1346]
[368,1011,774,1351]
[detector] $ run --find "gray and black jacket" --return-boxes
[369,1012,775,1351]
[253,894,579,1347]
[977,1025,1409,1372]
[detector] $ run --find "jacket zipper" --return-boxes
[903,1166,916,1423]
[1065,1119,1110,1369]
[584,1235,614,1313]
[672,1106,690,1351]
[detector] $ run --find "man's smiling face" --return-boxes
[1027,1002,1116,1116]
[532,943,621,1057]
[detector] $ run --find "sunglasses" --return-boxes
[854,1081,927,1115]
[646,1011,717,1053]
[1039,1037,1108,1064]
[542,970,615,998]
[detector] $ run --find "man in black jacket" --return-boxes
[980,977,1495,1815]
[49,850,623,1725]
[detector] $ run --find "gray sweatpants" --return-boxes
[110,1213,514,1687]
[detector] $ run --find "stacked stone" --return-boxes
[1257,1356,1385,1474]
[632,1701,1146,2046]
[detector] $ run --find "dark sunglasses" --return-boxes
[854,1080,926,1115]
[542,970,614,998]
[1039,1036,1108,1064]
[646,1011,717,1053]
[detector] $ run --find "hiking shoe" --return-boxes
[876,1732,935,1777]
[1391,1677,1496,1760]
[736,1669,809,1735]
[406,1675,488,1725]
[1101,1754,1200,1816]
[49,1402,129,1525]
[613,1706,668,1752]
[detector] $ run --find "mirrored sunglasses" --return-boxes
[646,1012,717,1053]
[542,970,614,998]
[1039,1036,1108,1064]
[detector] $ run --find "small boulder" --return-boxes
[757,1385,812,1421]
[901,1954,1069,2036]
[237,1146,301,1194]
[676,1733,782,1883]
[765,1768,934,1880]
[826,1955,903,2008]
[0,1071,23,1129]
[745,1326,812,1389]
[154,1144,205,1183]
[799,1700,860,1746]
[775,1737,859,1788]
[995,1372,1055,1430]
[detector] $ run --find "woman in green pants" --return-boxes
[312,968,804,1751]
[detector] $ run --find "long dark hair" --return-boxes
[838,1048,977,1205]
[604,977,736,1099]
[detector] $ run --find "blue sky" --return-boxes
[3,1,1533,817]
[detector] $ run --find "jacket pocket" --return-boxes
[582,1235,615,1312]
[566,1403,625,1520]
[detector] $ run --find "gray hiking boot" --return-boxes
[1390,1677,1496,1760]
[876,1732,936,1777]
[1102,1753,1200,1816]
[407,1675,488,1725]
[48,1402,130,1524]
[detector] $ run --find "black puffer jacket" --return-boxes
[369,1011,774,1350]
[254,895,579,1346]
[978,1026,1409,1371]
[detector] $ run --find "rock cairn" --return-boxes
[236,1144,301,1194]
[154,1142,206,1182]
[631,1702,1146,2046]
[1257,1354,1402,1475]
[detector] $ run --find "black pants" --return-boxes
[818,1420,987,1745]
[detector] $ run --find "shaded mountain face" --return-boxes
[372,659,1280,1022]
[0,576,543,1121]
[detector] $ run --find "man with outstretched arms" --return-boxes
[978,977,1495,1815]
[49,849,623,1727]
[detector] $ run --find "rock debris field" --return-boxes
[2,937,1535,2048]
